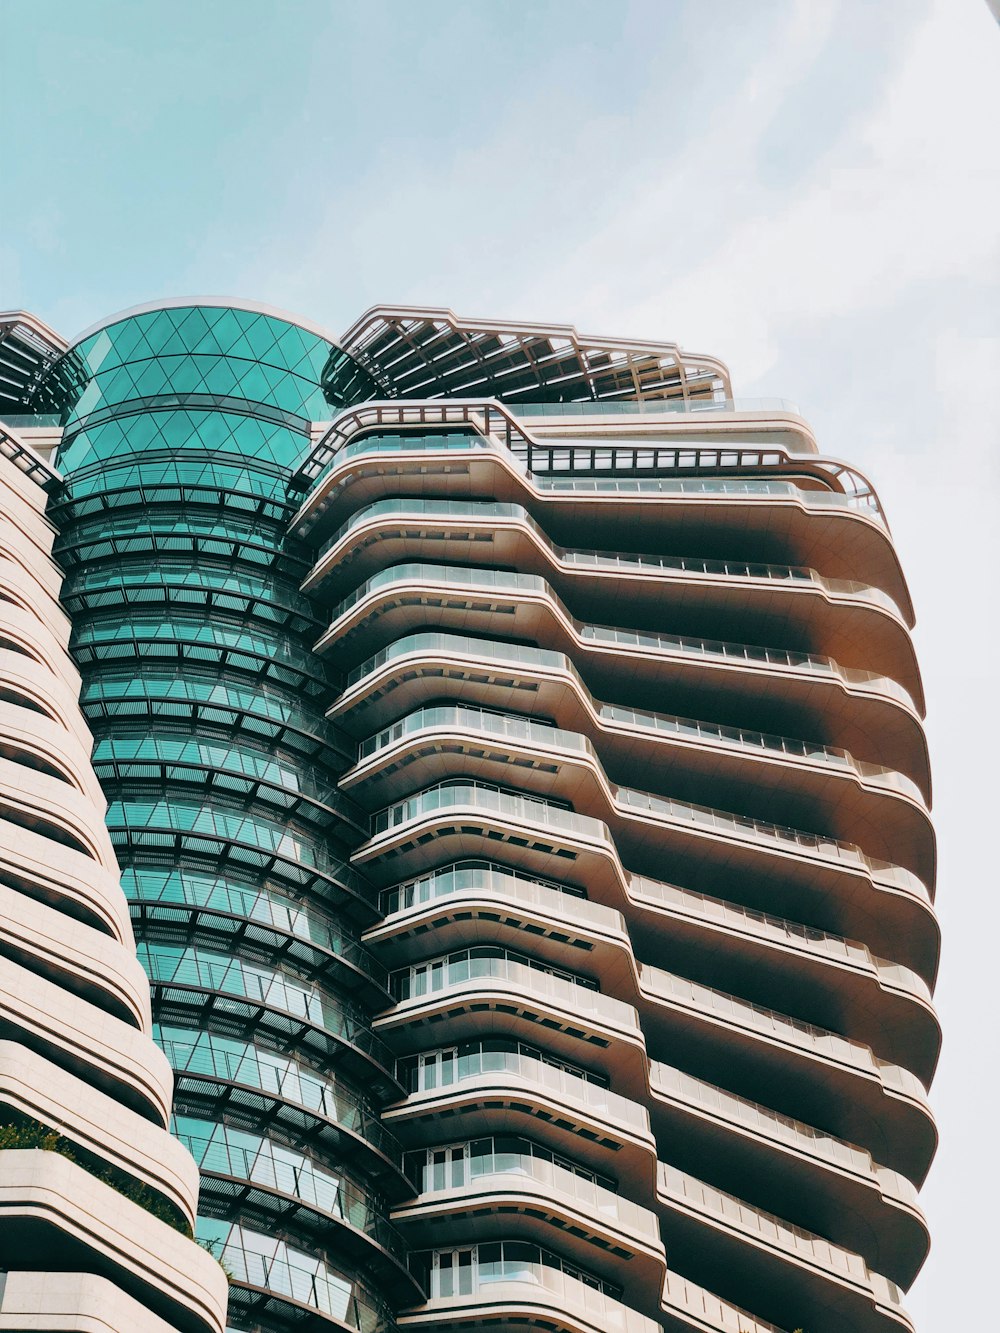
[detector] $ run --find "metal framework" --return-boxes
[331,304,732,407]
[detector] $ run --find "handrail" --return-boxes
[290,398,887,532]
[316,497,900,619]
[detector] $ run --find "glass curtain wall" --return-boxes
[47,305,409,1333]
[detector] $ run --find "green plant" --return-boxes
[196,1234,234,1281]
[0,1113,191,1236]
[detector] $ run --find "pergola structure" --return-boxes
[327,304,732,405]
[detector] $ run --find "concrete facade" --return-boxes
[0,303,938,1333]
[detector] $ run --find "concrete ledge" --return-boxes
[0,1151,227,1333]
[0,1042,197,1228]
[0,1269,179,1332]
[0,956,172,1125]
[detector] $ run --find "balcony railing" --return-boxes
[659,1163,906,1308]
[650,1062,920,1210]
[642,965,929,1107]
[317,495,900,617]
[412,1152,660,1243]
[400,1046,650,1137]
[630,876,931,1004]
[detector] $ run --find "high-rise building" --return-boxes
[0,300,938,1333]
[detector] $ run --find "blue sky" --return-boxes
[3,1,999,1327]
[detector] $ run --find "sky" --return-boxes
[3,0,999,1327]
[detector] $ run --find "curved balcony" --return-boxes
[356,781,938,988]
[392,1155,666,1315]
[290,430,912,618]
[336,634,933,883]
[374,948,647,1098]
[318,560,921,728]
[628,875,937,1077]
[0,696,102,799]
[307,498,918,700]
[0,804,134,942]
[648,1062,928,1287]
[198,1219,394,1333]
[638,965,934,1185]
[348,701,934,907]
[0,753,118,868]
[367,860,631,975]
[0,1149,227,1333]
[0,598,78,684]
[656,1163,913,1333]
[386,1043,656,1197]
[365,858,938,1088]
[0,954,171,1125]
[0,1041,198,1232]
[0,881,150,1028]
[158,1025,406,1190]
[140,944,399,1098]
[0,1269,194,1333]
[399,1265,659,1333]
[660,1271,790,1333]
[335,625,929,803]
[178,1119,415,1290]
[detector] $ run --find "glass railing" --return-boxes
[341,429,486,462]
[642,965,929,1106]
[347,630,564,689]
[513,398,801,418]
[157,1026,400,1163]
[584,624,916,711]
[369,770,927,908]
[659,1163,905,1306]
[201,1221,393,1332]
[318,498,523,559]
[180,1121,403,1258]
[649,1062,920,1209]
[378,862,613,932]
[141,946,394,1069]
[403,1047,649,1135]
[0,413,63,428]
[343,635,922,810]
[391,950,638,1032]
[419,1264,658,1331]
[660,1270,788,1333]
[333,565,913,711]
[535,473,881,522]
[617,787,929,902]
[316,496,898,616]
[393,947,597,1000]
[417,1153,659,1241]
[330,562,546,624]
[359,704,585,762]
[601,703,923,804]
[371,780,605,845]
[630,876,931,1004]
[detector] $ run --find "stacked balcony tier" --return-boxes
[295,415,938,1333]
[0,429,227,1332]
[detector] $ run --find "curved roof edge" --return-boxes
[338,304,733,404]
[343,303,728,366]
[0,311,69,356]
[70,296,345,350]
